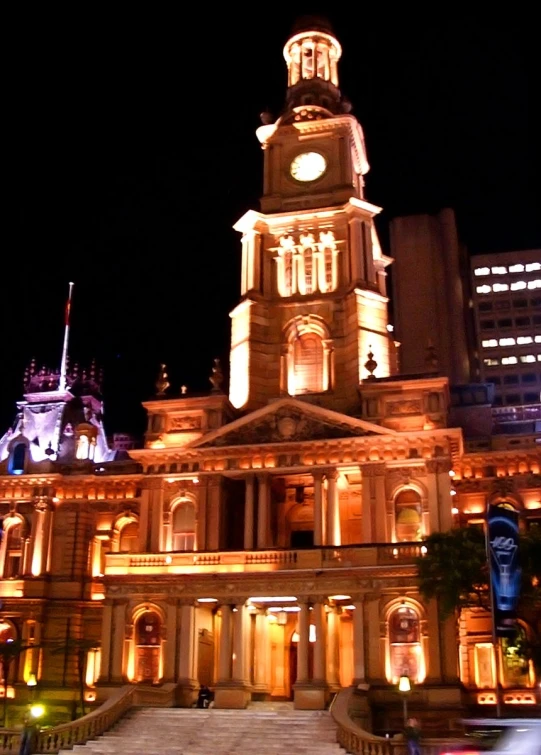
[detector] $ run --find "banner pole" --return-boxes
[486,504,502,718]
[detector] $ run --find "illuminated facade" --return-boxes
[0,16,539,732]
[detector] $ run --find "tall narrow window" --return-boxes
[119,522,139,553]
[388,605,424,683]
[9,444,26,475]
[293,333,324,394]
[395,489,423,542]
[172,501,196,551]
[5,524,22,578]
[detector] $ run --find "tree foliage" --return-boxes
[0,639,33,726]
[416,525,541,675]
[51,638,100,720]
[416,527,489,619]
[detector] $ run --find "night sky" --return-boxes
[3,7,538,439]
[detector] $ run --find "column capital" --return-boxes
[312,469,324,481]
[207,474,222,488]
[324,468,338,480]
[360,462,386,477]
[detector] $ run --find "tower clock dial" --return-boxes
[290,151,327,182]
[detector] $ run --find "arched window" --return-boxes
[293,334,324,394]
[9,444,27,475]
[172,501,196,551]
[387,605,424,683]
[4,524,23,578]
[119,522,139,553]
[395,489,423,542]
[134,610,162,683]
[285,318,331,396]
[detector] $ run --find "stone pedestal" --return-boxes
[293,681,328,710]
[175,678,199,708]
[214,681,251,709]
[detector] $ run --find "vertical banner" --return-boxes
[487,504,521,637]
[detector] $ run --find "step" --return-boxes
[59,707,346,755]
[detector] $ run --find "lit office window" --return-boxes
[474,267,490,276]
[520,355,536,363]
[509,264,524,273]
[527,279,541,289]
[510,281,527,291]
[499,338,516,346]
[525,263,540,272]
[516,336,533,345]
[483,358,499,366]
[491,266,507,275]
[502,356,518,365]
[535,336,541,343]
[482,339,498,348]
[476,285,491,294]
[492,283,509,292]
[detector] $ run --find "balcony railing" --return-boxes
[105,542,423,576]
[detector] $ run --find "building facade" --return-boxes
[0,17,539,731]
[471,249,541,407]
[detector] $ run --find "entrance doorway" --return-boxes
[135,610,161,683]
[290,530,314,548]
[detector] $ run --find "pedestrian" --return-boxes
[19,715,39,755]
[196,684,212,709]
[404,717,421,755]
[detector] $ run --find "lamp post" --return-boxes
[398,674,411,727]
[26,673,37,702]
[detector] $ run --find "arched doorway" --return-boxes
[135,611,162,683]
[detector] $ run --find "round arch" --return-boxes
[383,598,428,685]
[111,513,139,554]
[128,603,166,685]
[282,315,333,396]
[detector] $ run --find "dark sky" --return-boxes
[3,7,538,438]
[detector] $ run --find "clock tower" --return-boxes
[229,17,395,413]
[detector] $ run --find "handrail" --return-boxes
[331,688,461,755]
[37,685,136,753]
[0,685,135,754]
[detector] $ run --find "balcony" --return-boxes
[104,542,423,576]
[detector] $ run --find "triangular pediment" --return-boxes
[189,398,397,449]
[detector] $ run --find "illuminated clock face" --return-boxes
[290,151,327,182]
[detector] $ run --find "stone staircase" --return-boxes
[60,705,346,754]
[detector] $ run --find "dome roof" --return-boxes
[290,15,335,37]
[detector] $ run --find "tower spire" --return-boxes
[59,282,74,393]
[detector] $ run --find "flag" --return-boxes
[65,282,74,326]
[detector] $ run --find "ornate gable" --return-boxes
[189,398,395,449]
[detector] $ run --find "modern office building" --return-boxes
[471,249,541,407]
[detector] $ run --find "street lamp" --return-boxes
[398,674,411,726]
[27,673,37,701]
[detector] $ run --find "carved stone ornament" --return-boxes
[386,400,423,417]
[170,415,202,431]
[202,406,374,448]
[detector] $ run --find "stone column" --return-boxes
[361,463,386,543]
[206,476,222,551]
[177,602,198,706]
[313,471,323,546]
[218,605,232,682]
[196,481,207,551]
[296,602,310,683]
[163,599,178,683]
[257,474,270,549]
[98,600,114,682]
[31,499,50,576]
[313,602,327,683]
[352,597,366,684]
[244,475,255,550]
[325,469,341,546]
[326,605,340,690]
[253,610,270,692]
[232,604,246,684]
[111,600,127,683]
[140,478,165,552]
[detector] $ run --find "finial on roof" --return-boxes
[181,385,188,396]
[209,358,224,394]
[364,347,378,380]
[155,364,170,397]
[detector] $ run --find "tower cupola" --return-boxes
[283,16,344,114]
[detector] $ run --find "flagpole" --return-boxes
[59,282,75,393]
